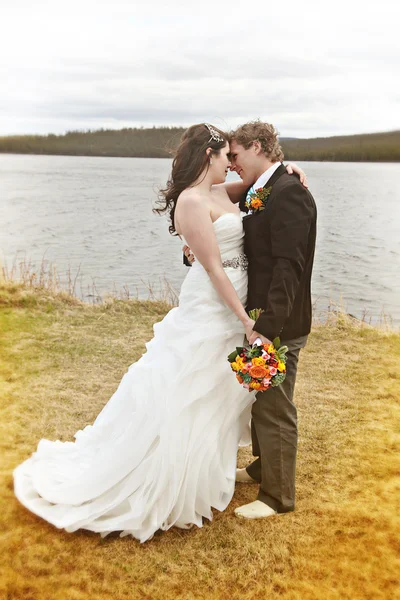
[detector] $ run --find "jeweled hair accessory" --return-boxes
[204,123,225,143]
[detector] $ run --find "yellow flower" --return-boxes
[231,362,239,372]
[267,344,274,353]
[250,381,262,390]
[252,357,265,366]
[277,361,285,372]
[236,357,245,369]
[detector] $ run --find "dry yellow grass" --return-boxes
[1,283,399,600]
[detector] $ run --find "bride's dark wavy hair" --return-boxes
[154,123,229,235]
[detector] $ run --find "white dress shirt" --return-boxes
[253,162,282,189]
[245,162,283,213]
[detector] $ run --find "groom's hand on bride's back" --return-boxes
[183,244,195,266]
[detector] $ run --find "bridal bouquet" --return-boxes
[227,310,288,392]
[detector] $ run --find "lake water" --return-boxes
[1,155,399,326]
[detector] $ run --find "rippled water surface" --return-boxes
[1,155,399,325]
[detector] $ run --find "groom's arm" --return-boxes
[253,182,315,340]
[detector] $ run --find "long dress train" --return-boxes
[13,212,254,542]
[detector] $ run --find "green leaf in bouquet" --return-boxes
[276,347,288,360]
[271,372,286,387]
[248,308,263,321]
[243,373,252,384]
[250,348,261,358]
[272,336,281,349]
[227,350,239,363]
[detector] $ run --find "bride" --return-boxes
[14,123,302,543]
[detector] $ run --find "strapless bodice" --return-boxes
[211,212,244,260]
[180,211,247,309]
[181,212,244,265]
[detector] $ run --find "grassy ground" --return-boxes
[1,283,399,600]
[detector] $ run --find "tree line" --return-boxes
[0,127,399,162]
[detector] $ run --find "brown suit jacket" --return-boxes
[240,164,317,341]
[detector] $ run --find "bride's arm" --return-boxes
[213,181,248,204]
[213,163,309,204]
[177,194,254,340]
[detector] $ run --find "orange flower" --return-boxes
[249,365,269,379]
[251,198,263,209]
[236,374,244,384]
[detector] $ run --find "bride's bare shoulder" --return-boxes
[178,187,203,203]
[177,188,212,211]
[175,189,212,232]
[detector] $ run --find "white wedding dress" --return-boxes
[14,212,254,543]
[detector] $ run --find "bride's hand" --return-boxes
[285,162,308,188]
[243,318,256,344]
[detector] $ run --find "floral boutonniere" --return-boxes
[245,186,272,214]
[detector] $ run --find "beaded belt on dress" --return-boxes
[222,253,248,270]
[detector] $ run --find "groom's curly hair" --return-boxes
[231,120,284,162]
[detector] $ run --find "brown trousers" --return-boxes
[246,335,308,513]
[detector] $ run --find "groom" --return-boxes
[230,121,317,519]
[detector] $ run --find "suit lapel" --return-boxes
[242,164,287,221]
[239,195,248,213]
[263,163,286,189]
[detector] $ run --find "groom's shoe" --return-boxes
[234,500,277,519]
[235,467,257,483]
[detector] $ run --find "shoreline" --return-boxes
[1,151,400,163]
[1,279,397,332]
[2,252,399,330]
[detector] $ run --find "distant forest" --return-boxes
[0,127,399,162]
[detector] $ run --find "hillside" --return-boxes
[0,128,399,162]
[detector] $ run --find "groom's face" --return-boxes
[229,140,258,187]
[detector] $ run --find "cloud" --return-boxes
[1,0,399,137]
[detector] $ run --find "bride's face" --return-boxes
[209,142,231,184]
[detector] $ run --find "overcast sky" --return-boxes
[1,0,399,138]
